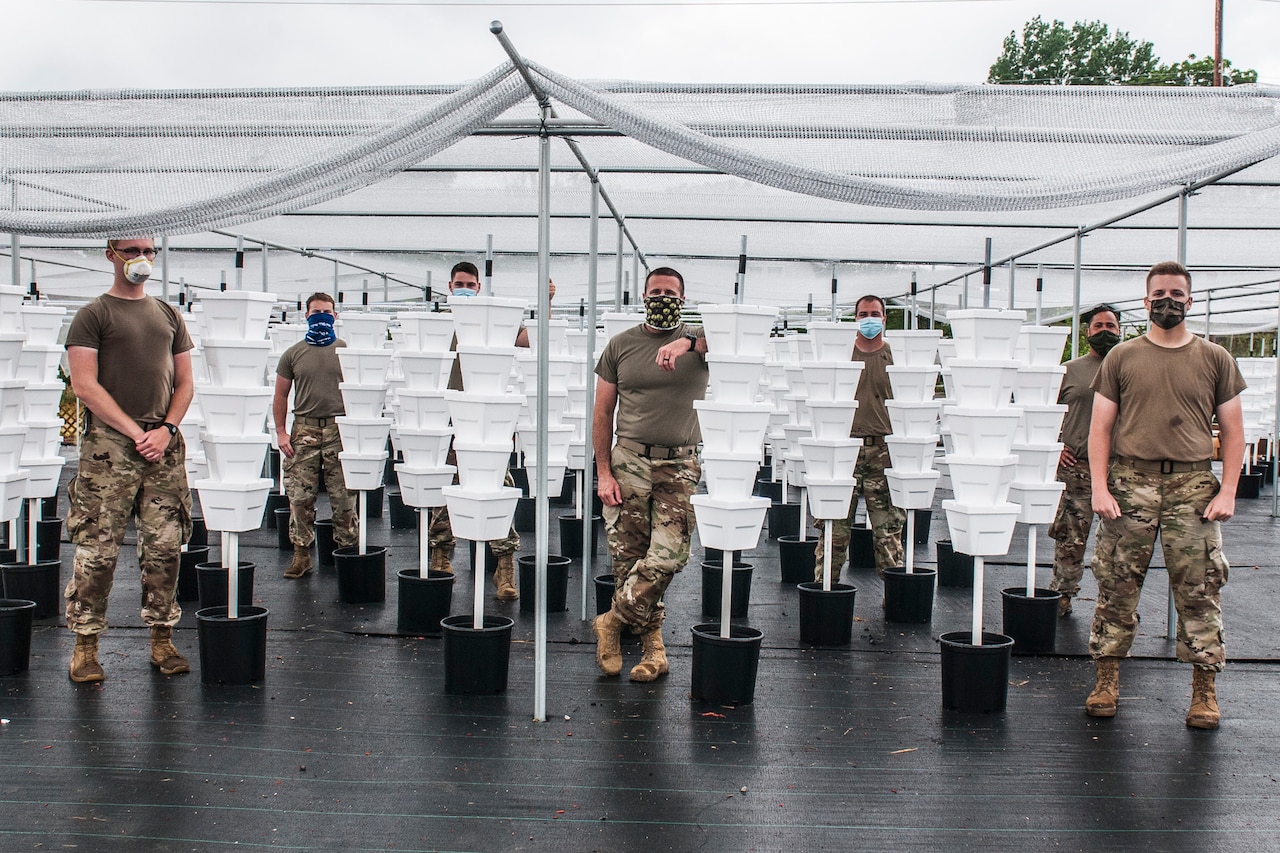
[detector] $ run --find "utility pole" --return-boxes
[1214,0,1224,87]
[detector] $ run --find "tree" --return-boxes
[1149,54,1259,87]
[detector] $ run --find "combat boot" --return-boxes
[283,544,312,579]
[593,607,625,676]
[69,633,105,683]
[429,547,454,575]
[150,625,190,675]
[1085,657,1120,717]
[1186,668,1220,730]
[493,554,518,601]
[630,628,669,683]
[1058,595,1072,618]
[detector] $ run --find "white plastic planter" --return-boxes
[941,500,1021,557]
[1012,443,1064,485]
[883,329,945,368]
[452,443,513,491]
[797,437,862,480]
[393,389,451,431]
[21,456,65,499]
[780,424,813,457]
[945,406,1023,457]
[395,312,456,354]
[884,435,939,473]
[198,291,276,343]
[565,385,588,416]
[197,387,273,435]
[395,351,455,392]
[337,349,394,387]
[808,400,860,441]
[802,362,866,403]
[705,354,766,404]
[523,318,570,356]
[946,359,1019,409]
[936,339,958,367]
[15,345,62,383]
[203,340,271,388]
[516,425,574,467]
[394,464,456,508]
[689,494,770,551]
[186,453,210,486]
[698,304,778,358]
[525,464,568,499]
[179,415,203,451]
[784,451,808,485]
[1012,366,1067,406]
[21,382,63,422]
[0,426,27,472]
[946,308,1026,360]
[1015,404,1068,445]
[202,434,272,483]
[449,296,527,348]
[445,392,523,445]
[805,477,858,519]
[0,334,24,381]
[338,382,388,420]
[21,420,62,461]
[885,400,942,438]
[934,458,951,491]
[886,469,941,509]
[336,416,392,455]
[19,305,66,346]
[193,478,275,532]
[518,393,570,429]
[0,287,24,330]
[441,485,522,541]
[338,450,388,491]
[0,380,25,427]
[944,455,1018,504]
[0,470,28,522]
[268,323,307,353]
[1017,326,1071,368]
[336,313,391,351]
[1008,481,1067,525]
[567,441,588,470]
[456,346,518,395]
[601,312,642,340]
[807,321,859,362]
[701,451,764,500]
[884,365,940,403]
[396,427,454,468]
[784,394,810,427]
[515,352,577,388]
[693,400,773,454]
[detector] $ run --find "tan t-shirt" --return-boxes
[595,322,708,447]
[851,342,894,438]
[1091,335,1245,463]
[276,339,348,418]
[1057,352,1104,458]
[65,293,194,423]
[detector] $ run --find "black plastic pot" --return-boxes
[442,614,514,695]
[365,486,384,519]
[267,447,281,483]
[551,472,576,506]
[513,496,536,533]
[315,519,336,570]
[388,490,418,530]
[936,539,974,589]
[509,467,530,495]
[518,554,570,613]
[177,545,210,603]
[40,496,58,520]
[334,546,387,604]
[797,582,857,646]
[848,526,876,570]
[0,599,36,676]
[196,561,255,611]
[883,568,936,624]
[384,455,400,489]
[939,631,1015,713]
[558,514,601,560]
[700,560,753,618]
[275,508,291,549]
[690,623,764,706]
[1001,587,1061,655]
[188,516,208,549]
[36,518,62,562]
[703,547,744,565]
[913,509,933,546]
[396,568,454,636]
[264,492,289,529]
[0,548,14,565]
[1238,469,1263,499]
[755,478,783,502]
[1,561,61,619]
[196,605,269,685]
[777,535,819,584]
[768,502,801,540]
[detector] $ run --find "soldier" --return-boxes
[592,267,708,683]
[273,292,359,579]
[1048,304,1122,616]
[1086,261,1244,729]
[813,294,905,583]
[63,237,195,682]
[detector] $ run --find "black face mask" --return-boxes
[1149,297,1187,330]
[1087,330,1121,356]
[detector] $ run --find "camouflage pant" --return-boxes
[602,444,700,632]
[1089,460,1229,670]
[813,442,905,582]
[284,422,358,550]
[1048,458,1095,597]
[64,423,193,635]
[427,445,520,558]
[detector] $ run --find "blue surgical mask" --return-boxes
[858,317,884,339]
[449,287,477,300]
[305,312,336,346]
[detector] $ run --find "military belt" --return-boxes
[1113,456,1212,475]
[296,415,337,427]
[616,437,694,460]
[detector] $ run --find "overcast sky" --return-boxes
[6,0,1279,90]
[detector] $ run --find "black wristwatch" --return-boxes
[684,332,699,351]
[161,422,178,436]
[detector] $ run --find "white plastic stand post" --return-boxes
[227,531,240,621]
[798,487,807,542]
[357,490,367,555]
[1025,524,1037,596]
[575,470,583,520]
[905,510,915,574]
[26,498,37,565]
[720,550,733,639]
[419,509,430,579]
[473,540,486,630]
[972,555,985,646]
[822,521,833,592]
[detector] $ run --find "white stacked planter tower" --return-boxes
[334,310,395,555]
[15,302,68,563]
[515,324,575,500]
[193,290,278,618]
[561,325,594,542]
[389,310,457,577]
[1236,357,1277,476]
[0,287,32,561]
[264,319,307,502]
[691,304,776,636]
[441,296,527,627]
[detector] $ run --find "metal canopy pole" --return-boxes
[1007,260,1016,310]
[10,235,19,290]
[234,235,244,290]
[982,238,992,308]
[161,235,170,302]
[1072,230,1083,355]
[583,181,600,619]
[830,263,838,318]
[485,234,494,294]
[909,272,917,328]
[615,226,624,309]
[531,107,552,724]
[736,235,747,304]
[1177,186,1190,266]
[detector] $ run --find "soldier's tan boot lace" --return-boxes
[69,634,105,683]
[1186,668,1220,730]
[493,555,518,601]
[593,608,624,676]
[283,544,313,579]
[149,626,190,676]
[630,628,669,683]
[429,548,454,576]
[1085,657,1120,717]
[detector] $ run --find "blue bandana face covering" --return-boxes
[305,312,336,346]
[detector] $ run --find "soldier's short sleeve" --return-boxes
[276,347,296,382]
[164,301,195,355]
[1214,345,1247,406]
[1090,350,1122,404]
[64,303,102,351]
[595,338,620,384]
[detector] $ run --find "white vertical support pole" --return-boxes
[1071,230,1083,356]
[1177,186,1190,266]
[358,490,367,554]
[736,235,748,305]
[909,272,918,330]
[614,225,624,310]
[25,498,37,566]
[425,270,432,303]
[10,234,20,290]
[1272,287,1280,517]
[972,555,984,645]
[473,541,485,629]
[720,550,733,639]
[1007,259,1016,310]
[929,278,937,329]
[533,105,553,724]
[419,507,430,579]
[1169,189,1191,636]
[981,238,992,309]
[583,181,600,619]
[1035,264,1044,326]
[361,278,368,306]
[227,532,240,620]
[632,253,640,307]
[905,510,915,574]
[822,520,832,591]
[1025,525,1036,595]
[1204,292,1213,341]
[262,241,269,292]
[234,235,244,291]
[798,488,807,543]
[830,263,838,319]
[962,273,970,310]
[332,259,339,297]
[161,235,171,302]
[485,234,494,295]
